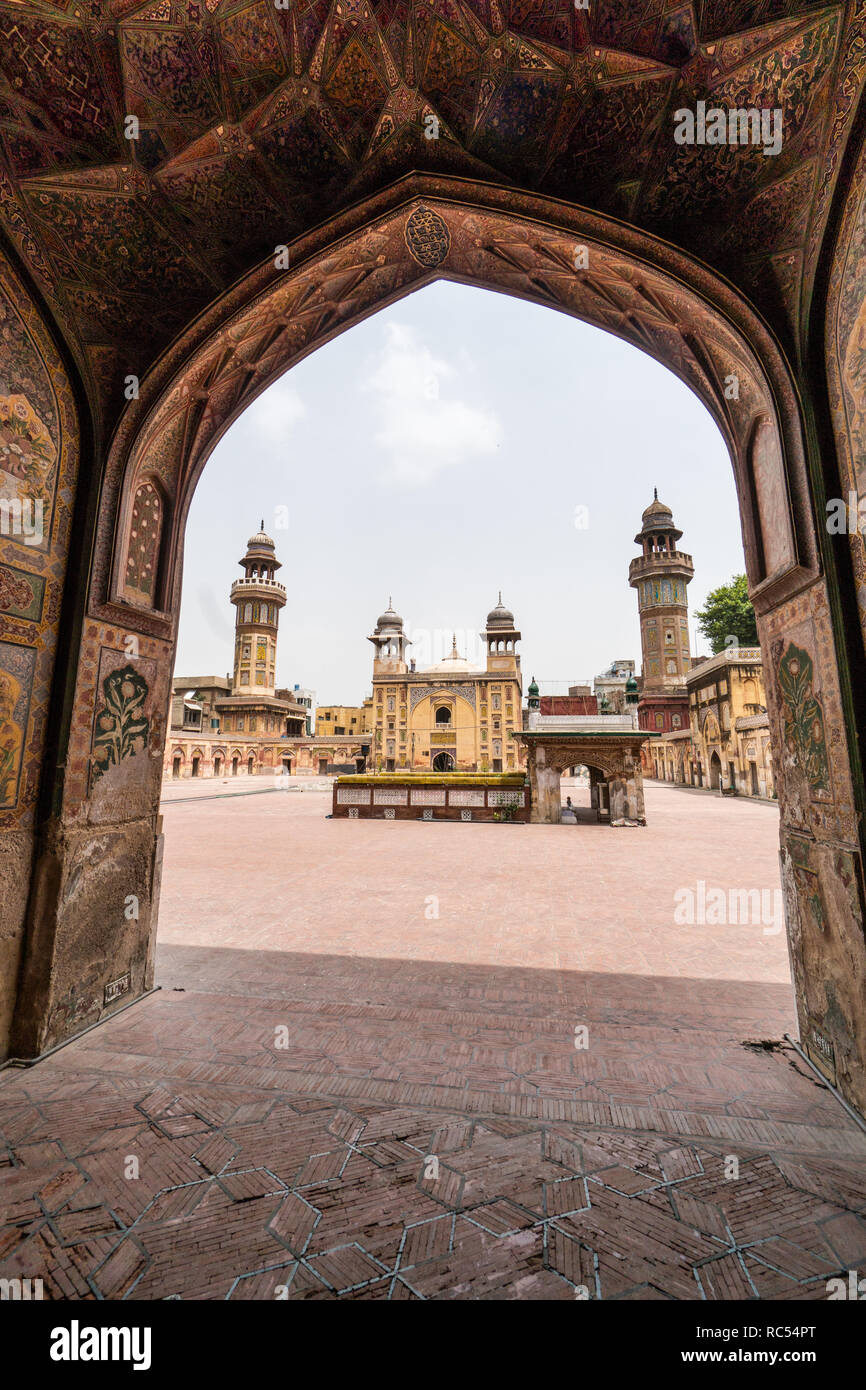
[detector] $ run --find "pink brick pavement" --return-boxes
[157,780,792,982]
[2,783,865,1301]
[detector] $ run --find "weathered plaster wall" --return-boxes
[11,622,170,1056]
[827,132,866,655]
[0,252,79,1058]
[529,749,563,825]
[757,585,866,1110]
[804,135,866,1111]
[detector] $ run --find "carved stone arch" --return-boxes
[578,757,619,782]
[12,175,866,1118]
[89,179,819,637]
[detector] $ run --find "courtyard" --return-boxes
[1,782,865,1300]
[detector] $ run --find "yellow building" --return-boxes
[649,646,775,798]
[315,705,368,738]
[367,597,524,773]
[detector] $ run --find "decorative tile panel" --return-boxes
[488,789,525,806]
[411,788,446,805]
[0,565,45,622]
[410,683,476,711]
[373,787,408,804]
[337,787,370,804]
[449,789,484,807]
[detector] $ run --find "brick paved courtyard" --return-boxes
[2,783,865,1300]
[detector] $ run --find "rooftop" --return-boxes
[687,647,763,685]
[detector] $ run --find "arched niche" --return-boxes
[119,474,169,611]
[744,415,797,592]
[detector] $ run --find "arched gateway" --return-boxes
[1,5,865,1122]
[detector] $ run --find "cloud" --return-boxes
[363,322,501,485]
[243,376,306,446]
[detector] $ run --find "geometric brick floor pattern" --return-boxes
[3,785,866,1299]
[3,951,866,1300]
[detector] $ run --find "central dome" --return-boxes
[425,653,480,674]
[425,635,481,675]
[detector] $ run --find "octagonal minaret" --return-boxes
[628,491,694,694]
[229,522,287,696]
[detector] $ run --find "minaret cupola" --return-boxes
[368,598,410,675]
[483,592,521,672]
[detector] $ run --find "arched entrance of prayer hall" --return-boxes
[4,170,866,1123]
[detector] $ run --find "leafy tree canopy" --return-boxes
[694,574,758,655]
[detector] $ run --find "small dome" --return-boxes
[635,490,682,545]
[641,491,673,524]
[528,676,539,697]
[625,674,638,691]
[247,519,275,550]
[377,598,402,629]
[486,591,515,628]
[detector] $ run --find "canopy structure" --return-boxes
[513,723,659,826]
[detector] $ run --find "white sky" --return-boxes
[176,280,745,705]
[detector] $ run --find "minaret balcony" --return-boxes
[629,550,693,581]
[230,577,287,601]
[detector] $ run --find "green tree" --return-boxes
[694,574,758,654]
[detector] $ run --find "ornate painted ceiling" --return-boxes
[0,0,863,428]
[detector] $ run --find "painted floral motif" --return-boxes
[0,565,35,612]
[0,393,55,509]
[842,285,866,460]
[91,666,150,784]
[778,643,830,795]
[0,667,24,807]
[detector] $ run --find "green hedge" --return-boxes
[335,772,527,787]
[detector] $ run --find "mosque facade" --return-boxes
[368,597,525,773]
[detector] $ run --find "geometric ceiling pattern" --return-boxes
[0,0,863,429]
